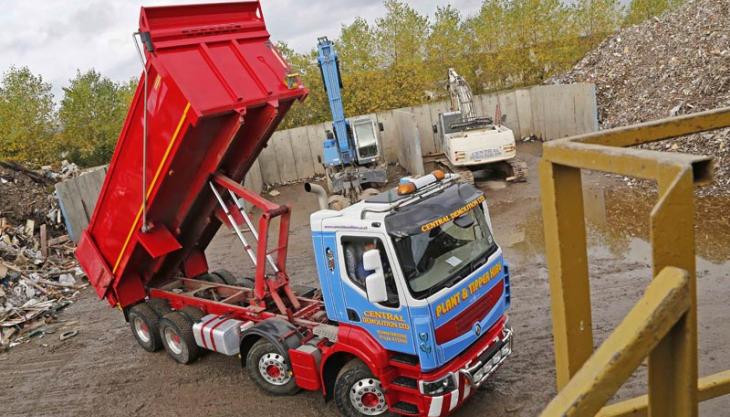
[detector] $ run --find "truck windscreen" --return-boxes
[392,206,496,299]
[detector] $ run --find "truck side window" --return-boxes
[341,236,399,308]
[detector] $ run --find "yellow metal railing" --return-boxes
[538,107,730,417]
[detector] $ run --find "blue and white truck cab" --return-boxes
[307,171,513,416]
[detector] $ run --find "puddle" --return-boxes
[505,186,730,274]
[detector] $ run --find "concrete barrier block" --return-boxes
[258,138,282,185]
[272,130,298,183]
[515,88,533,138]
[410,104,436,156]
[289,126,316,180]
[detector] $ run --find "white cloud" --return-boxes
[0,0,483,98]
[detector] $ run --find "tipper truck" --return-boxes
[76,3,513,417]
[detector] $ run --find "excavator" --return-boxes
[431,68,527,183]
[317,37,387,209]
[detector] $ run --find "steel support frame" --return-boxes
[540,107,730,416]
[211,173,299,313]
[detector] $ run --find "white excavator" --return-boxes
[430,68,527,183]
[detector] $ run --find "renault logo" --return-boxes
[474,323,482,336]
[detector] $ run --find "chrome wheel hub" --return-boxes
[258,352,291,386]
[133,317,150,343]
[349,378,386,415]
[164,327,183,355]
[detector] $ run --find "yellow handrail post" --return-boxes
[540,160,593,389]
[647,167,698,417]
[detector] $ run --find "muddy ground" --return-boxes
[2,143,729,417]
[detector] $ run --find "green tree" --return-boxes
[427,5,470,95]
[625,0,683,26]
[338,18,378,73]
[0,67,57,165]
[375,0,429,67]
[58,69,133,166]
[575,0,623,42]
[373,1,430,106]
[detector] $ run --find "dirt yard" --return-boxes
[2,142,729,417]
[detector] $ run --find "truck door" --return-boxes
[336,234,416,354]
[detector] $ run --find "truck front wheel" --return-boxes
[245,339,299,395]
[158,311,200,364]
[335,360,388,417]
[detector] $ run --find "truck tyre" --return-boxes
[159,311,201,364]
[211,269,238,285]
[245,339,299,396]
[197,272,225,284]
[335,360,388,417]
[128,303,163,352]
[240,277,255,289]
[180,306,205,322]
[147,298,172,318]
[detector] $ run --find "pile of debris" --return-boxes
[0,160,85,351]
[0,160,79,230]
[550,0,729,195]
[0,220,85,351]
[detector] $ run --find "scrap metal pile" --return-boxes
[0,161,85,351]
[551,0,729,195]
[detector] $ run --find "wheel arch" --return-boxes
[239,318,303,367]
[320,324,390,400]
[320,351,356,401]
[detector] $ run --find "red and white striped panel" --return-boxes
[426,372,474,417]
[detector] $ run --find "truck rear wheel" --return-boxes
[335,360,388,417]
[147,298,172,317]
[128,303,163,352]
[211,269,239,285]
[245,339,299,396]
[159,311,200,364]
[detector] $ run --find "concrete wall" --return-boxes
[393,110,424,176]
[55,167,108,243]
[260,82,598,185]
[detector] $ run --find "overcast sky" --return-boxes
[0,0,484,97]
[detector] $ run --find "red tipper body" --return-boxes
[75,1,307,307]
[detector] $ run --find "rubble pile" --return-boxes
[551,0,730,195]
[0,160,79,230]
[0,161,84,351]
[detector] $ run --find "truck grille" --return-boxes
[434,280,503,345]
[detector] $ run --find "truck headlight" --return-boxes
[420,373,456,396]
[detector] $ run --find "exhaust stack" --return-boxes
[304,183,328,210]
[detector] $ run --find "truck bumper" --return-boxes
[425,326,512,416]
[389,319,513,417]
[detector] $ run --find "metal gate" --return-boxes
[538,107,730,416]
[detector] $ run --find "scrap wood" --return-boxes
[0,216,84,350]
[0,161,53,185]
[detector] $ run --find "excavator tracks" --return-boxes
[424,154,526,184]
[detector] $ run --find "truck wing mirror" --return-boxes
[363,249,388,303]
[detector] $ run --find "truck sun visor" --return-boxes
[385,183,485,236]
